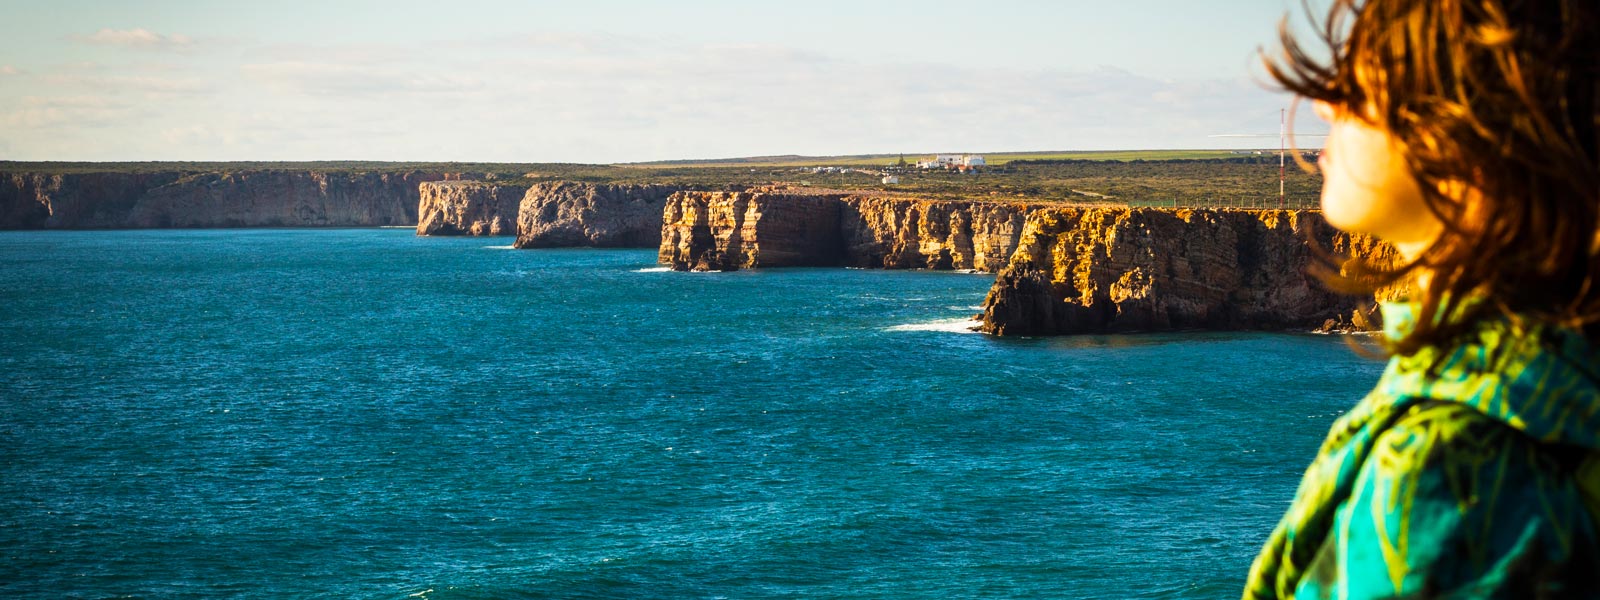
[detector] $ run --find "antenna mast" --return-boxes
[1279,108,1286,208]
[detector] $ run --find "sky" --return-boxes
[0,0,1333,163]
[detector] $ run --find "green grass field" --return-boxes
[621,149,1263,168]
[2,151,1321,209]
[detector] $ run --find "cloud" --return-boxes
[72,28,194,51]
[7,29,1309,161]
[0,65,18,76]
[241,61,484,96]
[39,73,212,96]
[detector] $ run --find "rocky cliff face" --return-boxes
[416,181,529,236]
[659,189,1037,272]
[1,170,458,229]
[838,196,1033,272]
[979,207,1393,335]
[659,189,848,270]
[515,182,687,248]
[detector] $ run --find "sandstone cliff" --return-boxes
[514,182,687,248]
[1,170,459,229]
[659,189,1037,272]
[416,181,529,236]
[839,196,1033,272]
[979,207,1393,335]
[659,189,848,270]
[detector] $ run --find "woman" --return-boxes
[1242,0,1600,598]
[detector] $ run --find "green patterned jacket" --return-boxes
[1243,303,1600,599]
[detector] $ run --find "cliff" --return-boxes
[415,181,529,236]
[1,170,460,229]
[659,189,1037,272]
[659,189,848,270]
[514,182,687,248]
[979,207,1394,336]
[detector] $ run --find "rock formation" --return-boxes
[659,188,1038,272]
[515,182,687,248]
[1,170,460,229]
[416,181,529,236]
[659,189,848,270]
[839,196,1033,272]
[979,207,1394,336]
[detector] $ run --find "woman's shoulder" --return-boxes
[1369,400,1579,488]
[1318,400,1600,597]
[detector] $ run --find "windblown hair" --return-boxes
[1266,0,1599,356]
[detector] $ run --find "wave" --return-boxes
[483,245,516,250]
[634,267,674,273]
[885,318,983,334]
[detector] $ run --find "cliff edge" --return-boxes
[515,182,687,248]
[659,188,1037,272]
[416,181,529,236]
[979,207,1394,335]
[2,170,458,229]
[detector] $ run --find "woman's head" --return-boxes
[1267,0,1599,353]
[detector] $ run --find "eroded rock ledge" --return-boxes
[979,207,1394,336]
[416,181,529,236]
[659,188,1038,272]
[515,182,687,248]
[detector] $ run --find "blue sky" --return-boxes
[0,0,1331,163]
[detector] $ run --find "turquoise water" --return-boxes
[0,229,1382,599]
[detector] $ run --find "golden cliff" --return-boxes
[660,190,1392,334]
[415,181,529,236]
[1,170,460,229]
[659,189,1038,271]
[514,182,687,248]
[979,207,1394,335]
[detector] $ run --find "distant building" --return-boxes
[882,175,900,185]
[915,154,985,169]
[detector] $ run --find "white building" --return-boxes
[916,154,986,169]
[882,175,900,185]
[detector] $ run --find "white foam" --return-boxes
[634,267,674,273]
[886,318,983,334]
[483,245,516,250]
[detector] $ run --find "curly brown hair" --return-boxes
[1265,0,1599,356]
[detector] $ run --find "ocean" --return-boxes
[0,229,1382,599]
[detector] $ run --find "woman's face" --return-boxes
[1314,100,1441,258]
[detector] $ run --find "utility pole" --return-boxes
[1207,111,1324,209]
[1279,108,1286,208]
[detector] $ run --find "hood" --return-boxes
[1377,301,1600,450]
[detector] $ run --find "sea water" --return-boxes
[0,229,1382,599]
